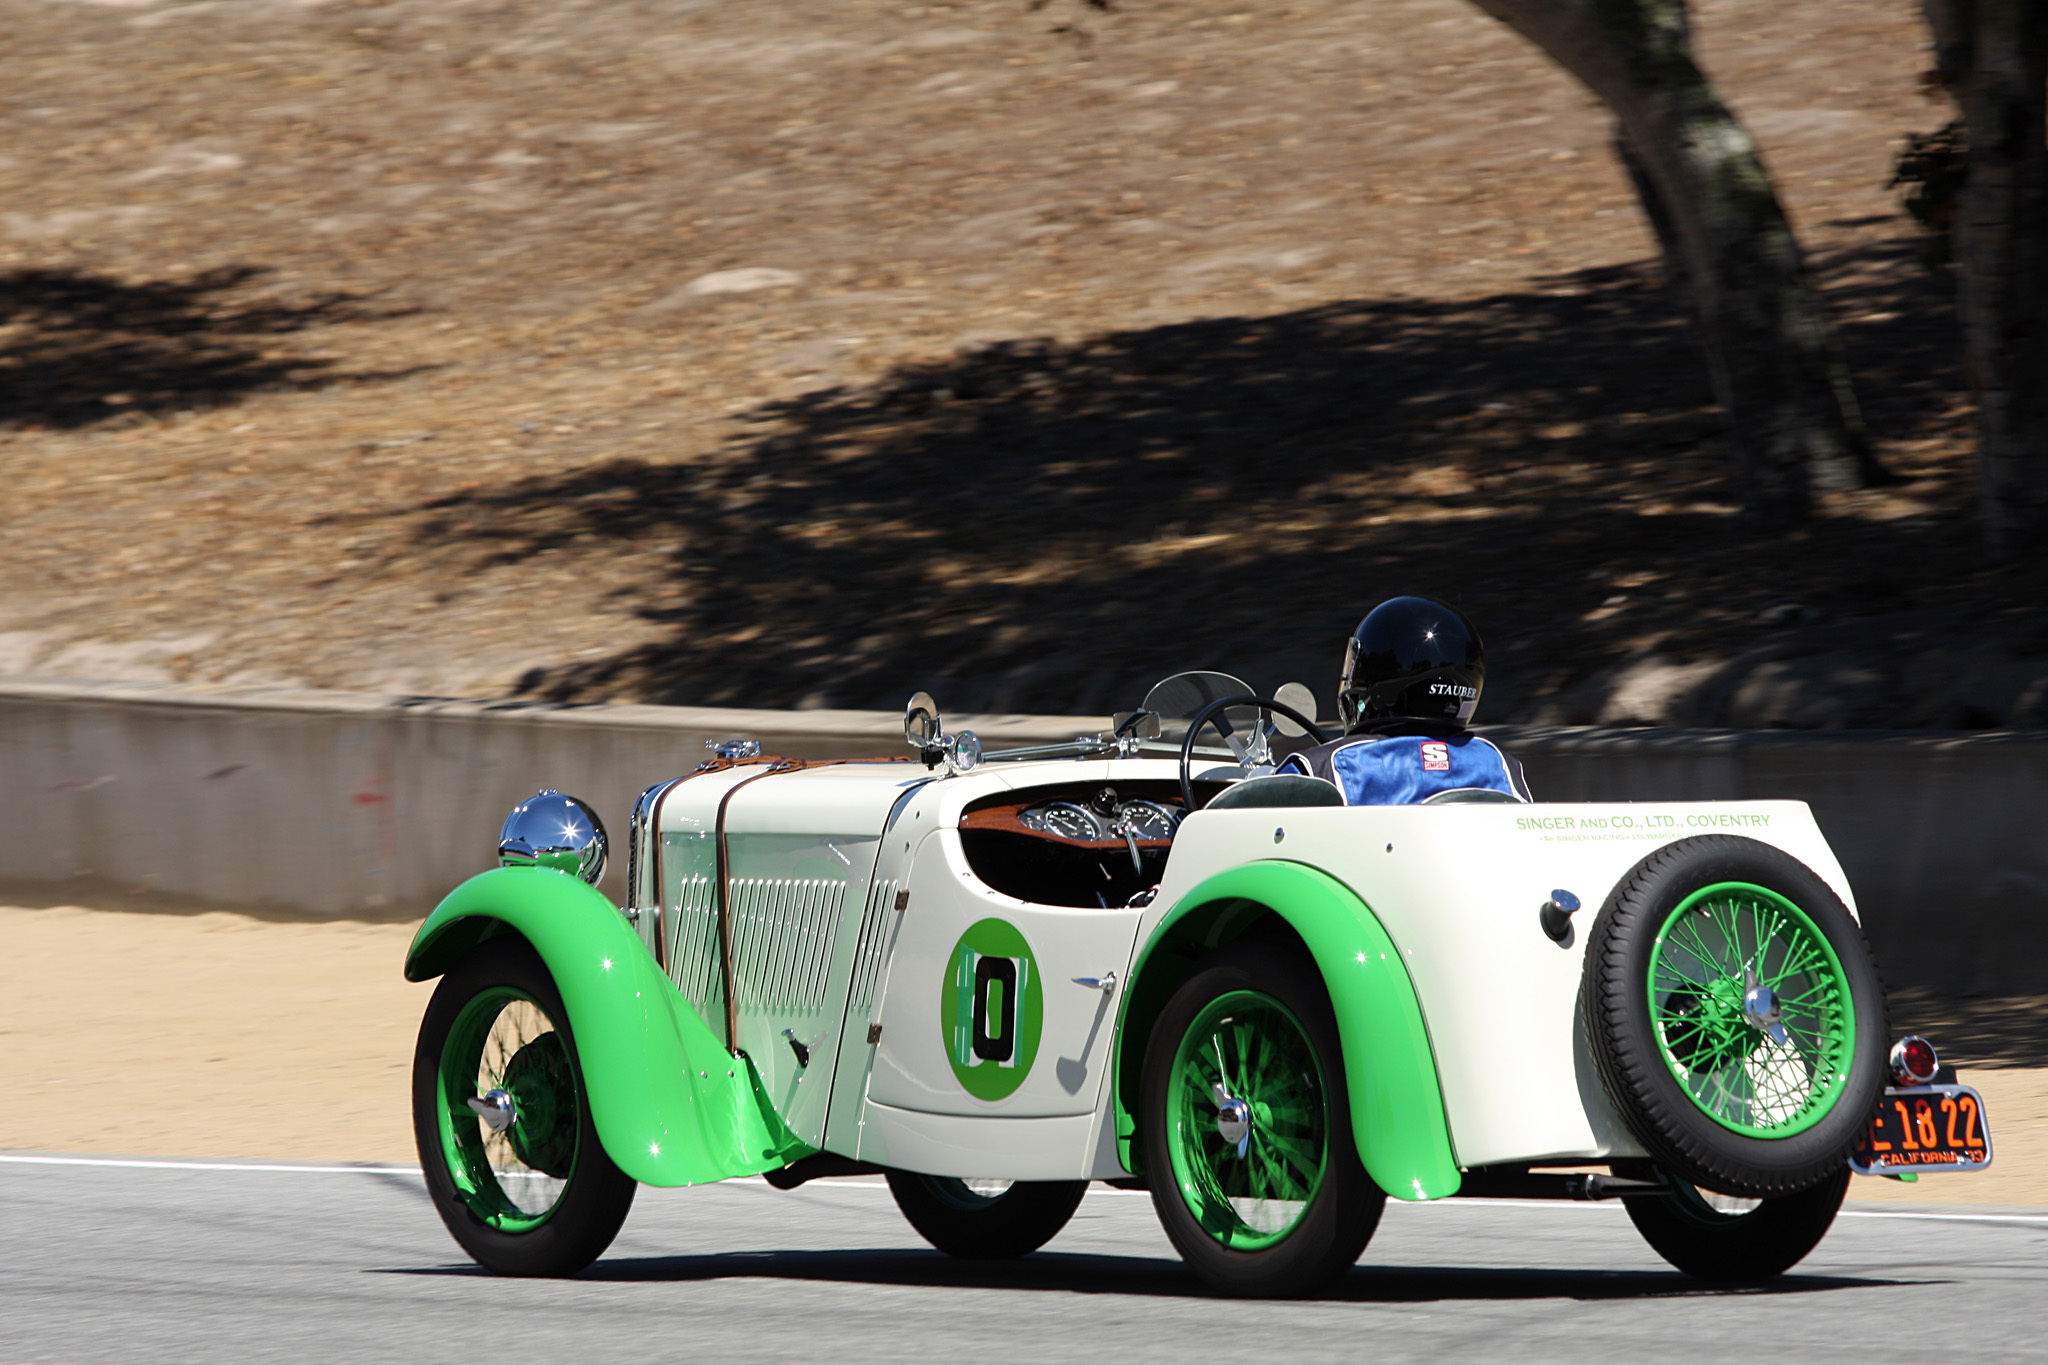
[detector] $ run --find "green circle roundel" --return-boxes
[939,918,1043,1101]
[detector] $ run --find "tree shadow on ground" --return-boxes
[0,266,425,430]
[408,236,2033,723]
[385,1247,1902,1300]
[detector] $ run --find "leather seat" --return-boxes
[1203,774,1346,811]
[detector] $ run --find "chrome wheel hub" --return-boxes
[1741,974,1791,1047]
[466,1087,518,1134]
[1211,1082,1251,1156]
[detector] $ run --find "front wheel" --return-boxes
[885,1172,1088,1258]
[1625,1167,1849,1281]
[412,936,637,1276]
[1140,940,1384,1297]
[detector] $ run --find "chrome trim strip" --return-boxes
[713,761,796,1054]
[643,777,686,973]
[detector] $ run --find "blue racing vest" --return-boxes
[1276,731,1530,806]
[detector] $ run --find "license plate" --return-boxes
[1850,1084,1993,1175]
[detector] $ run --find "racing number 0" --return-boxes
[972,955,1018,1064]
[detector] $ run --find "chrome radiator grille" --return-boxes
[728,876,847,1016]
[666,873,723,1032]
[664,872,854,1033]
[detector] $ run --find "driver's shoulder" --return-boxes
[1280,731,1380,771]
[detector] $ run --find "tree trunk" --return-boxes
[1927,0,2048,561]
[1466,0,1883,524]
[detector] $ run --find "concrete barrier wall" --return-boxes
[0,676,1105,920]
[4,676,2043,993]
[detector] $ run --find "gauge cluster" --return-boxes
[1016,793,1179,843]
[957,782,1196,908]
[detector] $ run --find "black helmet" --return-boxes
[1337,596,1485,732]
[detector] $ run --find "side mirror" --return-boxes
[903,692,979,772]
[905,691,941,751]
[1272,682,1320,738]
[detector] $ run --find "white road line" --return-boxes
[5,1155,2042,1226]
[1399,1198,2048,1226]
[782,1181,2048,1224]
[1389,1196,2048,1226]
[0,1154,422,1176]
[1839,1209,2048,1227]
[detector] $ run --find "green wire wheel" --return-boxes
[1648,882,1855,1138]
[1585,836,1888,1200]
[1141,939,1383,1297]
[432,986,576,1232]
[1165,990,1329,1250]
[413,937,636,1275]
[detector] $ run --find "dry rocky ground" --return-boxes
[2,0,2042,725]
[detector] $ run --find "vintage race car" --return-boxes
[404,673,1991,1294]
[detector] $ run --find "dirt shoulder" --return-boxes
[2,904,424,1164]
[2,0,2042,726]
[3,903,2040,1206]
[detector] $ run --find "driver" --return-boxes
[1275,596,1530,805]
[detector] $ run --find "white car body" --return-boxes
[630,755,1854,1189]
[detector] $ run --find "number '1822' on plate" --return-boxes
[1850,1084,1993,1175]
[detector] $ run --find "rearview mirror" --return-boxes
[1112,710,1163,741]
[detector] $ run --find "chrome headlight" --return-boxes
[498,789,608,884]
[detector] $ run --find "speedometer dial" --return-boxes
[1113,800,1178,841]
[1018,801,1106,840]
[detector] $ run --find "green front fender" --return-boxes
[1117,861,1462,1201]
[405,866,808,1187]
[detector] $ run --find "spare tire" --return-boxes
[1583,835,1888,1198]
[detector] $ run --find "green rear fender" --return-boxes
[1118,861,1462,1201]
[405,866,809,1187]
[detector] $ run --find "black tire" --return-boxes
[1583,835,1889,1199]
[1625,1166,1849,1281]
[885,1171,1088,1258]
[412,936,637,1276]
[1140,939,1385,1297]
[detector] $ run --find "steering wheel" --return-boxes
[1179,694,1330,815]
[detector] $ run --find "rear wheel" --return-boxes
[1140,940,1384,1297]
[885,1172,1088,1258]
[1625,1167,1849,1281]
[412,936,636,1276]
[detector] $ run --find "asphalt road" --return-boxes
[5,1155,2045,1364]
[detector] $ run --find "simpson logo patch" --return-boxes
[1419,741,1451,772]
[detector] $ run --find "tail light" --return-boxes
[1890,1035,1940,1086]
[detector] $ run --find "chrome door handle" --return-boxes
[1071,970,1118,994]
